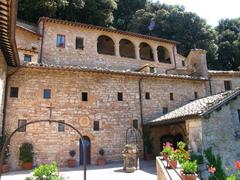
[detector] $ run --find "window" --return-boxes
[10,87,18,98]
[149,67,155,73]
[224,81,232,91]
[56,34,65,48]
[194,92,198,99]
[93,121,99,131]
[58,120,65,132]
[24,54,32,62]
[163,107,168,115]
[145,92,150,100]
[170,93,174,101]
[43,89,51,99]
[133,119,138,129]
[76,37,84,49]
[118,92,123,101]
[182,61,185,66]
[18,120,27,132]
[82,92,88,101]
[238,110,240,123]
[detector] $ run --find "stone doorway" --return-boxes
[80,136,91,165]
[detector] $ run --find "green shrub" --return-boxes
[204,147,226,180]
[19,143,34,163]
[190,153,204,164]
[25,162,65,180]
[182,160,197,174]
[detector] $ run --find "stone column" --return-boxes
[115,40,120,57]
[153,46,158,62]
[135,44,140,60]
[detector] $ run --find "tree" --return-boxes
[216,18,240,70]
[17,0,117,27]
[113,0,146,30]
[127,2,218,69]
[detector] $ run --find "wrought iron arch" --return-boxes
[0,120,87,180]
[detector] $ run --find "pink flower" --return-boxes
[208,166,216,174]
[235,161,240,170]
[165,142,173,147]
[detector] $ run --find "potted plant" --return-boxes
[181,160,198,180]
[0,135,9,173]
[144,133,154,160]
[19,143,34,170]
[96,148,106,166]
[67,150,76,168]
[168,150,178,169]
[175,141,189,164]
[161,142,173,160]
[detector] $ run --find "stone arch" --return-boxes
[139,42,154,61]
[97,35,115,55]
[0,120,87,180]
[119,39,135,58]
[157,46,171,63]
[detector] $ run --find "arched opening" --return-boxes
[157,46,171,64]
[97,35,115,55]
[0,120,87,180]
[160,133,184,151]
[119,39,135,58]
[139,42,154,61]
[80,136,91,165]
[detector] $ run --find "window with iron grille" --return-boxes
[58,120,65,132]
[170,93,174,100]
[10,87,19,98]
[145,92,150,100]
[118,92,123,101]
[24,54,32,62]
[93,121,99,131]
[76,37,84,49]
[18,120,27,132]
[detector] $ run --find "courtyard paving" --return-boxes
[2,160,156,180]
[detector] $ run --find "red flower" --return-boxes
[235,161,240,170]
[208,166,216,174]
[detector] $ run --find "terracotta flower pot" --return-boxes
[22,162,33,170]
[161,152,168,160]
[169,160,177,169]
[97,158,106,166]
[67,159,76,168]
[181,171,197,180]
[0,164,9,173]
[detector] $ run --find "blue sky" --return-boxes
[152,0,240,26]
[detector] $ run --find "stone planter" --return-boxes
[97,157,106,166]
[122,144,139,172]
[22,162,33,170]
[181,171,197,180]
[67,159,76,168]
[0,164,9,173]
[168,160,177,169]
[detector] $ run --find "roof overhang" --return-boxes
[0,0,19,66]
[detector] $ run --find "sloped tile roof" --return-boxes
[16,20,40,36]
[208,70,240,76]
[21,63,207,81]
[145,87,240,125]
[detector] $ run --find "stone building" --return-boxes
[0,2,239,173]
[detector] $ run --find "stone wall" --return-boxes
[40,21,185,73]
[202,96,240,174]
[210,74,240,94]
[16,27,41,64]
[0,50,7,135]
[5,66,207,169]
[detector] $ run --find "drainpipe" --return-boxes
[165,45,177,74]
[208,77,213,95]
[2,67,20,136]
[39,20,46,64]
[138,77,144,127]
